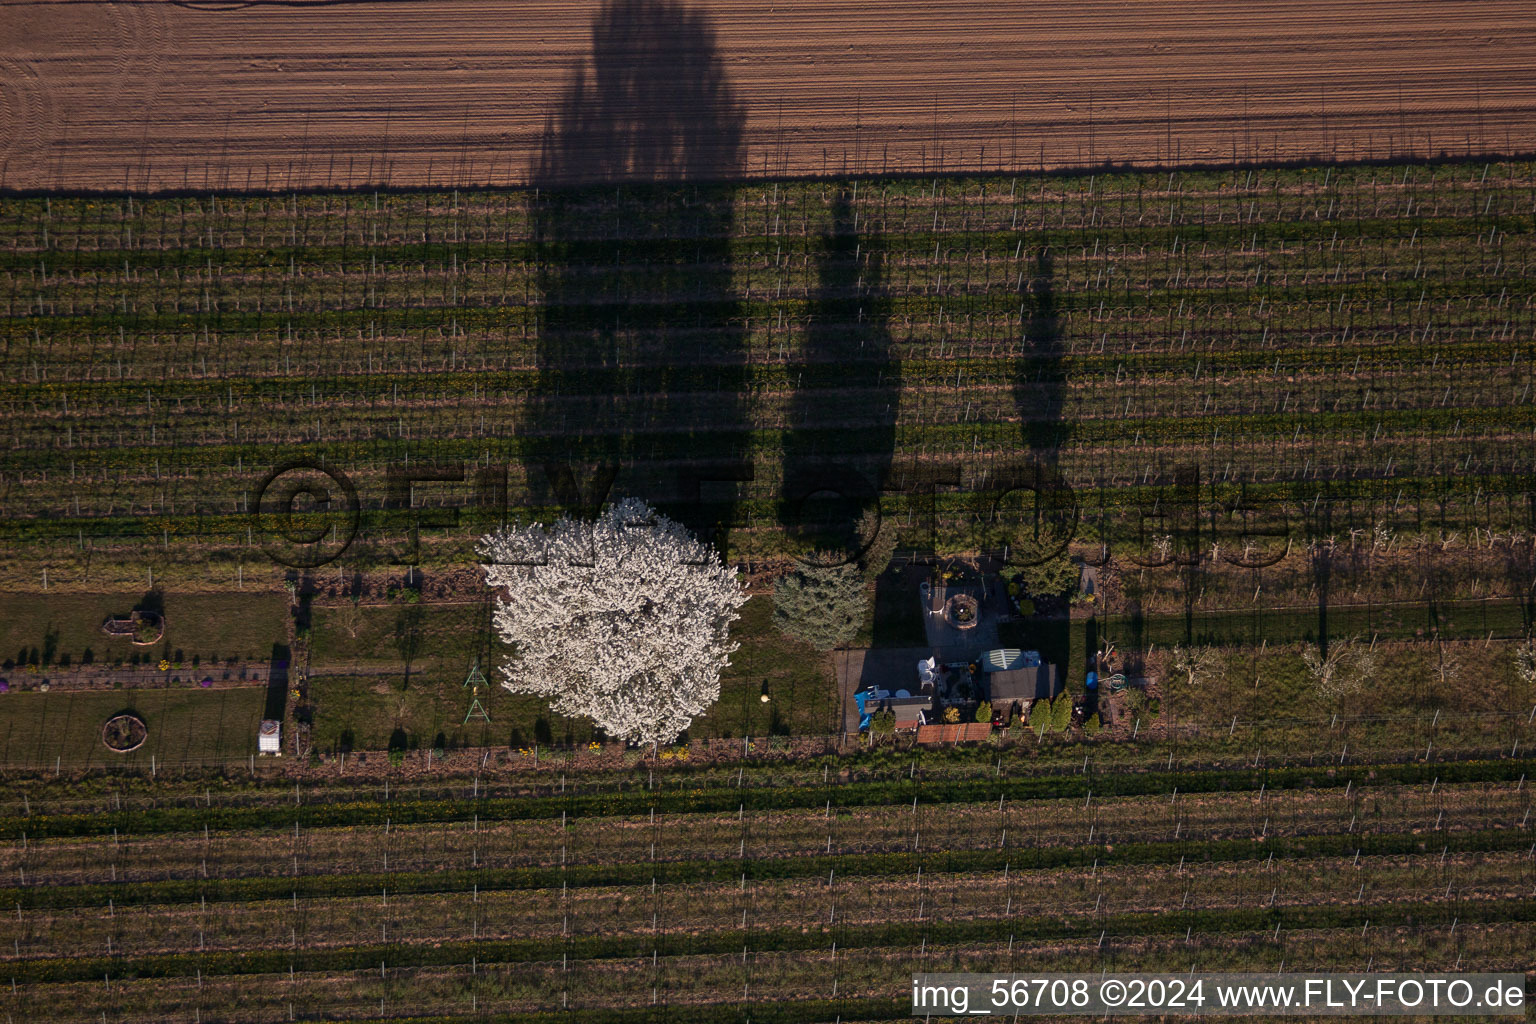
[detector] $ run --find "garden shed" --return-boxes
[981,649,1059,704]
[258,719,282,754]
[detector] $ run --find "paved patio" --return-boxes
[838,573,1031,736]
[921,580,1014,660]
[835,646,931,735]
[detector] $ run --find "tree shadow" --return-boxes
[530,0,748,555]
[293,573,314,634]
[393,607,423,688]
[263,642,290,721]
[871,563,926,647]
[1008,246,1071,694]
[780,187,898,568]
[1082,615,1099,720]
[534,0,744,185]
[1018,248,1064,452]
[1173,464,1202,647]
[132,589,165,617]
[1306,497,1337,659]
[1500,539,1536,633]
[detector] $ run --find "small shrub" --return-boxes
[974,700,992,723]
[1121,688,1148,717]
[1050,694,1073,732]
[1018,554,1078,598]
[1083,713,1101,736]
[387,749,406,768]
[1027,698,1050,734]
[942,706,960,723]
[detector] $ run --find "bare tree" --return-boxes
[1167,644,1220,692]
[1302,635,1375,701]
[1429,636,1465,697]
[336,599,365,640]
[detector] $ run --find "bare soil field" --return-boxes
[3,0,1536,192]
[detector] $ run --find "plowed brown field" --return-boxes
[3,0,1536,190]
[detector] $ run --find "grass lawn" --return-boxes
[308,599,487,679]
[308,596,524,751]
[307,593,839,751]
[0,686,267,768]
[306,674,554,752]
[0,591,288,670]
[695,595,838,739]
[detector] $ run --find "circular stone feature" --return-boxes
[102,713,148,753]
[943,593,980,629]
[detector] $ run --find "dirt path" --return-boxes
[3,0,1535,191]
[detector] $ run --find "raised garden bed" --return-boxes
[101,611,164,646]
[101,712,148,753]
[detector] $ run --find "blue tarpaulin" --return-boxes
[854,689,872,731]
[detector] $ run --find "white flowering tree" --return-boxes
[478,498,747,747]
